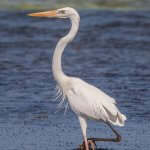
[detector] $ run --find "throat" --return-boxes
[52,16,79,83]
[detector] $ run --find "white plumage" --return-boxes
[28,7,127,150]
[66,77,126,126]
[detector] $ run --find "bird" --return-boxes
[28,7,127,150]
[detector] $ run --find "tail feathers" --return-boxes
[116,112,127,126]
[103,106,127,126]
[109,112,127,126]
[121,113,127,122]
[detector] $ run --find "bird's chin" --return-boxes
[58,16,68,19]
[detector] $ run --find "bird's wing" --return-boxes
[66,78,126,126]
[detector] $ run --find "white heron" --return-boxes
[28,7,127,150]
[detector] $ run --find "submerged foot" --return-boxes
[88,139,96,150]
[79,139,96,150]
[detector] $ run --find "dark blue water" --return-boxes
[0,10,150,150]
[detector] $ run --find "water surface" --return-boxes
[0,10,150,150]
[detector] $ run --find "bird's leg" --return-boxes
[88,121,122,144]
[81,138,89,150]
[106,121,122,142]
[78,116,89,150]
[87,139,96,150]
[79,138,96,150]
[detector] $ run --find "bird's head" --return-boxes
[28,7,80,20]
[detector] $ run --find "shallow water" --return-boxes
[0,10,150,150]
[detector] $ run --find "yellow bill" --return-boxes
[28,10,57,18]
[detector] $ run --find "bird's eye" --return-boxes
[59,10,65,14]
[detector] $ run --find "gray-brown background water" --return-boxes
[0,10,150,150]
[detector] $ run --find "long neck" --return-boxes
[52,16,79,83]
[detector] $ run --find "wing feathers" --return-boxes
[67,78,126,126]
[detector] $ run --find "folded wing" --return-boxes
[67,78,126,126]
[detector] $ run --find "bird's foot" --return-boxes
[79,139,96,150]
[79,141,86,150]
[88,138,96,150]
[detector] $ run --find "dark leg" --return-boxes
[79,141,86,150]
[88,121,122,143]
[79,140,96,150]
[79,122,122,150]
